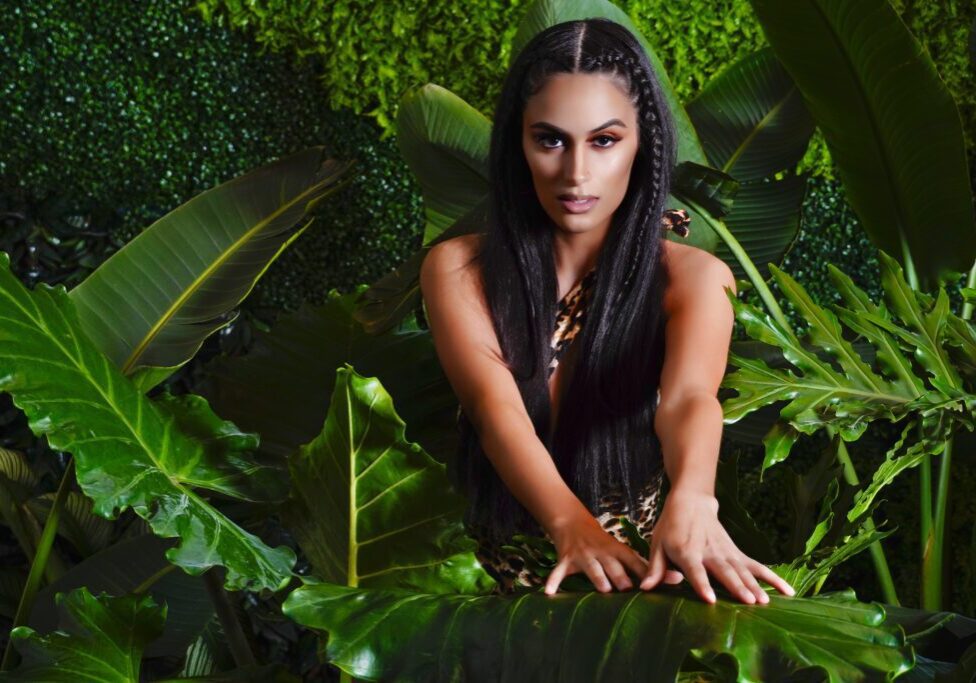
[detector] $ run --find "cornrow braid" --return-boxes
[582,49,670,292]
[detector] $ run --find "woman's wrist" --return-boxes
[540,500,595,539]
[666,487,719,513]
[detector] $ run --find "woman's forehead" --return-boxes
[523,72,636,131]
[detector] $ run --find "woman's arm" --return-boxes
[641,249,795,603]
[420,236,647,592]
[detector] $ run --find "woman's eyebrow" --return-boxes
[528,118,627,135]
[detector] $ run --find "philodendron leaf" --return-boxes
[282,581,913,682]
[720,250,976,476]
[0,252,295,591]
[197,288,459,466]
[2,587,165,682]
[283,364,493,594]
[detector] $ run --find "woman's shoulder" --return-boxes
[420,233,485,298]
[661,238,735,315]
[424,233,483,270]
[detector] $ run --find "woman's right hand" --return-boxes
[543,509,651,595]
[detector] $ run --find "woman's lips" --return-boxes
[558,197,598,213]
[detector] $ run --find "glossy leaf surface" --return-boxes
[0,252,295,591]
[283,581,913,682]
[283,365,493,594]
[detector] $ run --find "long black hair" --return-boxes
[453,17,678,543]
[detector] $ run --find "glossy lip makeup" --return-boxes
[558,197,599,213]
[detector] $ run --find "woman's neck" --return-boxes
[551,224,607,299]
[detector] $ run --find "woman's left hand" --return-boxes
[639,489,796,604]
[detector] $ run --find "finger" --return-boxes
[583,556,613,593]
[733,560,769,604]
[620,549,649,581]
[684,559,717,604]
[544,558,570,596]
[663,569,684,585]
[746,558,796,597]
[639,542,666,590]
[601,556,634,591]
[707,557,754,604]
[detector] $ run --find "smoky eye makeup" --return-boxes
[532,133,620,149]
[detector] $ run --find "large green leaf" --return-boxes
[0,252,295,591]
[282,365,493,594]
[748,0,976,287]
[2,587,165,682]
[196,289,459,464]
[685,47,813,282]
[282,581,913,682]
[396,84,491,247]
[68,147,354,389]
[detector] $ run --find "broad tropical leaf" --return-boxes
[749,0,976,286]
[68,147,354,389]
[0,252,295,591]
[197,289,459,464]
[28,535,212,660]
[685,47,813,281]
[396,84,491,247]
[282,365,493,594]
[282,581,914,682]
[2,587,165,682]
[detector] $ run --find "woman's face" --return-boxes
[521,71,640,240]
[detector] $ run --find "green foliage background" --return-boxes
[1,0,975,622]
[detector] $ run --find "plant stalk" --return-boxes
[921,257,976,610]
[202,569,256,668]
[833,434,899,605]
[1,457,74,672]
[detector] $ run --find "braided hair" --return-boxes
[452,18,678,544]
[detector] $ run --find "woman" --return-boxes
[419,17,795,605]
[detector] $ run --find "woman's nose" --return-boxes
[564,145,589,185]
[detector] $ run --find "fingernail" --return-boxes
[707,589,716,602]
[786,585,796,596]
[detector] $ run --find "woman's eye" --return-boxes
[536,134,562,149]
[535,134,618,149]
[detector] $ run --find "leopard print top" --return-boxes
[464,208,690,593]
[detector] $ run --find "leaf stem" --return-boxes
[922,257,976,610]
[687,201,791,332]
[835,436,899,605]
[202,568,256,668]
[1,457,74,672]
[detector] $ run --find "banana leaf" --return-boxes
[396,84,491,248]
[748,0,976,287]
[282,580,914,682]
[68,147,355,392]
[684,46,813,283]
[0,252,295,592]
[281,364,493,594]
